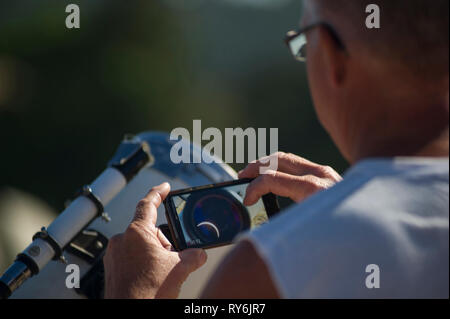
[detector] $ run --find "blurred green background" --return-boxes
[0,0,347,214]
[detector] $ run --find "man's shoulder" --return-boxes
[242,158,449,298]
[246,157,450,266]
[276,157,449,228]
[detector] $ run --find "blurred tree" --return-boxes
[0,0,347,212]
[0,1,193,208]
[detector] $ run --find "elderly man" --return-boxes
[103,0,449,298]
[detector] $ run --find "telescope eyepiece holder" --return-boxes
[0,136,153,299]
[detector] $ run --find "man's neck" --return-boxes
[353,135,449,163]
[415,127,449,158]
[351,102,449,163]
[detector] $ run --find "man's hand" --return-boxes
[103,183,207,299]
[239,152,342,205]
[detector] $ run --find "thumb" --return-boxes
[178,249,208,274]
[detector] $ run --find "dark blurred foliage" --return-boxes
[0,0,348,210]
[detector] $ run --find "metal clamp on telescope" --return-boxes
[32,227,65,262]
[108,134,154,182]
[72,185,111,223]
[0,135,154,299]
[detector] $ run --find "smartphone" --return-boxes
[163,178,280,251]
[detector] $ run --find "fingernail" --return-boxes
[154,182,170,191]
[199,249,207,265]
[199,249,207,259]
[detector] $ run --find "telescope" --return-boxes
[0,132,235,299]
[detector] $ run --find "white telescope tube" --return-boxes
[21,168,126,270]
[0,137,152,298]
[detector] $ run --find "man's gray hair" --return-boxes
[313,0,449,78]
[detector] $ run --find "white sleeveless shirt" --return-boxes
[240,157,449,298]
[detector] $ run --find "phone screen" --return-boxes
[167,181,275,249]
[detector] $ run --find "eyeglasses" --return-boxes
[284,22,346,62]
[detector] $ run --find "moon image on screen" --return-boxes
[197,221,220,238]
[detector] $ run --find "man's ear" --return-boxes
[317,26,348,87]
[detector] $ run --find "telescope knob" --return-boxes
[101,212,111,223]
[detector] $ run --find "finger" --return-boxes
[132,183,171,226]
[238,152,323,179]
[157,226,173,250]
[243,170,319,205]
[178,249,208,275]
[155,249,208,299]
